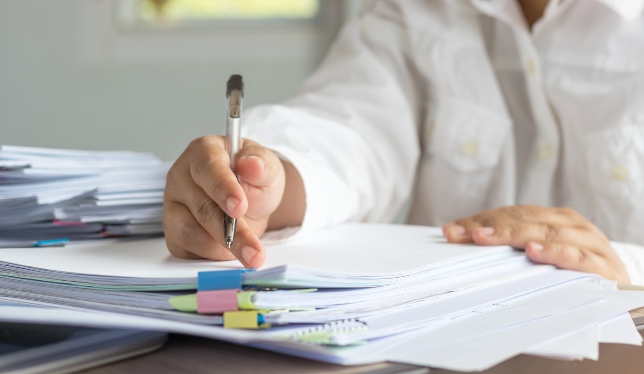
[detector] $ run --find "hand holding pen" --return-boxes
[162,74,305,268]
[223,75,243,249]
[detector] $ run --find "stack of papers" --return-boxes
[0,224,643,371]
[0,145,169,247]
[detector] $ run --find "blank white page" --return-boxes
[0,223,509,278]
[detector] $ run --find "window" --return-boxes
[130,0,320,24]
[82,0,344,63]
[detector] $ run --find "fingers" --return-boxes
[469,222,564,248]
[163,136,276,268]
[235,140,286,220]
[186,137,284,222]
[164,201,234,261]
[525,241,589,270]
[163,200,265,268]
[524,241,629,283]
[187,137,248,219]
[471,206,583,227]
[443,206,591,245]
[184,183,265,268]
[441,205,630,283]
[443,206,535,242]
[471,223,607,254]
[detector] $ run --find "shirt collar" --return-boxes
[594,0,644,20]
[470,0,644,21]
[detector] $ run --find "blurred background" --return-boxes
[0,0,361,161]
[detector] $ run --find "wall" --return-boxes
[0,0,353,161]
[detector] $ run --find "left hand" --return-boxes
[442,205,630,283]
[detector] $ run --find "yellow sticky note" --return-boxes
[224,311,259,329]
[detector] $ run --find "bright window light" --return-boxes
[137,0,320,22]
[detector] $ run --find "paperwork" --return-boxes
[0,145,168,247]
[0,223,642,371]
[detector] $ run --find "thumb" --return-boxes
[235,140,285,219]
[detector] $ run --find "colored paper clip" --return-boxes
[168,290,257,314]
[34,238,69,247]
[197,269,255,291]
[237,291,257,310]
[169,294,197,312]
[223,311,270,329]
[170,290,253,314]
[197,289,239,314]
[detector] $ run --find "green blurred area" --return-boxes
[140,0,320,21]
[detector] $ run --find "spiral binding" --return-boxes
[290,319,368,345]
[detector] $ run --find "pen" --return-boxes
[224,74,243,249]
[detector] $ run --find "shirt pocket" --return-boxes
[585,125,644,242]
[586,126,644,198]
[410,99,512,225]
[429,99,511,173]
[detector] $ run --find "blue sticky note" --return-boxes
[34,238,69,247]
[198,269,255,291]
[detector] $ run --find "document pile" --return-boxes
[0,145,169,247]
[1,224,643,372]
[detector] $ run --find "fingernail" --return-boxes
[531,243,544,251]
[241,246,257,266]
[244,155,265,167]
[226,197,240,214]
[448,225,466,236]
[478,227,495,237]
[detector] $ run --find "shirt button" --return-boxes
[538,144,552,160]
[611,164,630,180]
[460,141,478,157]
[526,59,536,75]
[427,122,435,138]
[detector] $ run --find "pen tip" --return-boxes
[226,240,232,249]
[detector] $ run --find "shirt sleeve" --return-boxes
[242,2,422,243]
[611,241,644,286]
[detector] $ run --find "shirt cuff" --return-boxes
[611,241,644,286]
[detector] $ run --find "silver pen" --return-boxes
[224,75,243,248]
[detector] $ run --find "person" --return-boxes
[162,0,644,285]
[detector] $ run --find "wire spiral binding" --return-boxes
[290,319,368,345]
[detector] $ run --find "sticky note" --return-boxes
[197,289,238,314]
[34,238,69,247]
[197,269,255,291]
[237,291,257,309]
[168,294,197,312]
[224,311,263,329]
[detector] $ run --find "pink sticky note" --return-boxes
[197,289,239,314]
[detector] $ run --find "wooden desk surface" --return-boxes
[83,308,644,374]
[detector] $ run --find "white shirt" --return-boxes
[242,0,644,284]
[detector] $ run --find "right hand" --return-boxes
[163,136,287,268]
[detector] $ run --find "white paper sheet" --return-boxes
[0,224,510,277]
[386,291,644,371]
[527,311,643,360]
[526,325,598,360]
[598,312,643,345]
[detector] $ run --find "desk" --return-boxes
[82,308,644,374]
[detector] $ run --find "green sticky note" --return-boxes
[237,291,257,309]
[169,294,197,312]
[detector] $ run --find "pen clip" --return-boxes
[227,75,243,119]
